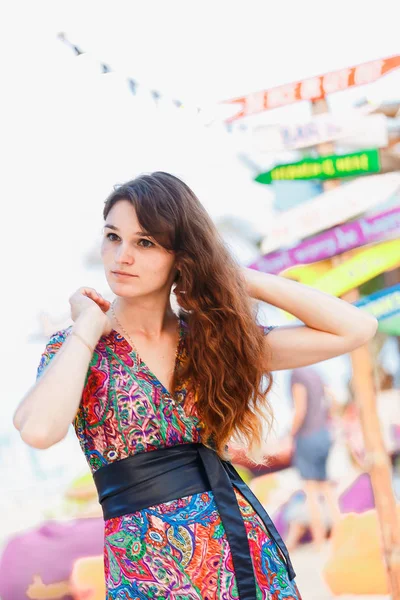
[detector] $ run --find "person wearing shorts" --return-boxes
[287,367,340,550]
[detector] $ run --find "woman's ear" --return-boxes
[173,264,181,283]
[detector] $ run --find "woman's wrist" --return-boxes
[241,267,274,300]
[73,306,106,348]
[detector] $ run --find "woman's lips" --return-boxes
[111,271,137,278]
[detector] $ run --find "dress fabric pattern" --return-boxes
[37,323,301,599]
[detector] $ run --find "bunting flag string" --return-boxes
[57,32,201,115]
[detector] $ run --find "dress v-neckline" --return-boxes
[109,318,185,399]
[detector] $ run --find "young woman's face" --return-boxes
[101,200,177,299]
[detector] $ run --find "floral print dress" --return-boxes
[37,322,301,600]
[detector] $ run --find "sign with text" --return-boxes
[255,149,381,184]
[283,289,400,328]
[355,284,400,321]
[224,55,400,120]
[302,239,400,297]
[279,241,400,321]
[261,172,400,253]
[251,205,400,274]
[280,257,334,285]
[252,114,387,153]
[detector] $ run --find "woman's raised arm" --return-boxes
[243,267,378,371]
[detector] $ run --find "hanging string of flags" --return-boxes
[56,32,201,114]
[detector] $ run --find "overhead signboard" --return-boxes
[261,172,400,253]
[294,239,400,297]
[252,113,388,153]
[279,241,400,322]
[251,205,400,274]
[255,149,381,184]
[224,55,400,121]
[280,257,333,284]
[283,287,400,328]
[355,284,400,321]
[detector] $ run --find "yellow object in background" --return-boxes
[49,471,102,520]
[311,239,400,297]
[280,239,400,321]
[323,508,400,595]
[249,474,279,505]
[233,465,253,485]
[279,245,369,285]
[280,258,333,285]
[66,472,97,503]
[70,556,105,600]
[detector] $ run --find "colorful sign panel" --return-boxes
[252,114,387,153]
[283,292,400,331]
[255,149,381,184]
[301,239,400,297]
[224,55,400,120]
[280,257,334,285]
[355,284,400,321]
[251,205,400,274]
[261,172,400,253]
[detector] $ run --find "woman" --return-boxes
[14,172,377,599]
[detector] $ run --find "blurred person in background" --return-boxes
[13,172,377,599]
[342,367,400,470]
[286,367,341,552]
[376,367,400,458]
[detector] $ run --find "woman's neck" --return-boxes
[110,296,176,337]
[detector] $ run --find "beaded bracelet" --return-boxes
[71,331,95,355]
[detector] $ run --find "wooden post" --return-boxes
[311,98,400,596]
[344,288,400,596]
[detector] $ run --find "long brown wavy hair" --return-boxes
[103,172,273,460]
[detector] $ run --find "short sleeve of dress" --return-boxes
[36,327,72,380]
[259,325,277,336]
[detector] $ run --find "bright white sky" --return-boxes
[1,0,398,475]
[1,0,398,325]
[1,0,399,370]
[40,0,400,104]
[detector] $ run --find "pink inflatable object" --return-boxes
[338,473,374,514]
[0,518,104,600]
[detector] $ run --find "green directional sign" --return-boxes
[255,149,381,184]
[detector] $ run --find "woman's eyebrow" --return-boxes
[104,224,152,236]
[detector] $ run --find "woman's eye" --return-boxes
[138,238,154,248]
[106,233,119,241]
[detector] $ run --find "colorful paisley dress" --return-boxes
[37,321,301,599]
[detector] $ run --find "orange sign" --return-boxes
[224,55,400,121]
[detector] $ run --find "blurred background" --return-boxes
[1,1,400,598]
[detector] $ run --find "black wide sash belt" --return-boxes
[93,443,296,599]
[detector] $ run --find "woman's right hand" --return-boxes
[69,287,113,336]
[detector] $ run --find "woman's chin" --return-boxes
[109,282,140,296]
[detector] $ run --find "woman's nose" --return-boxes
[116,244,135,264]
